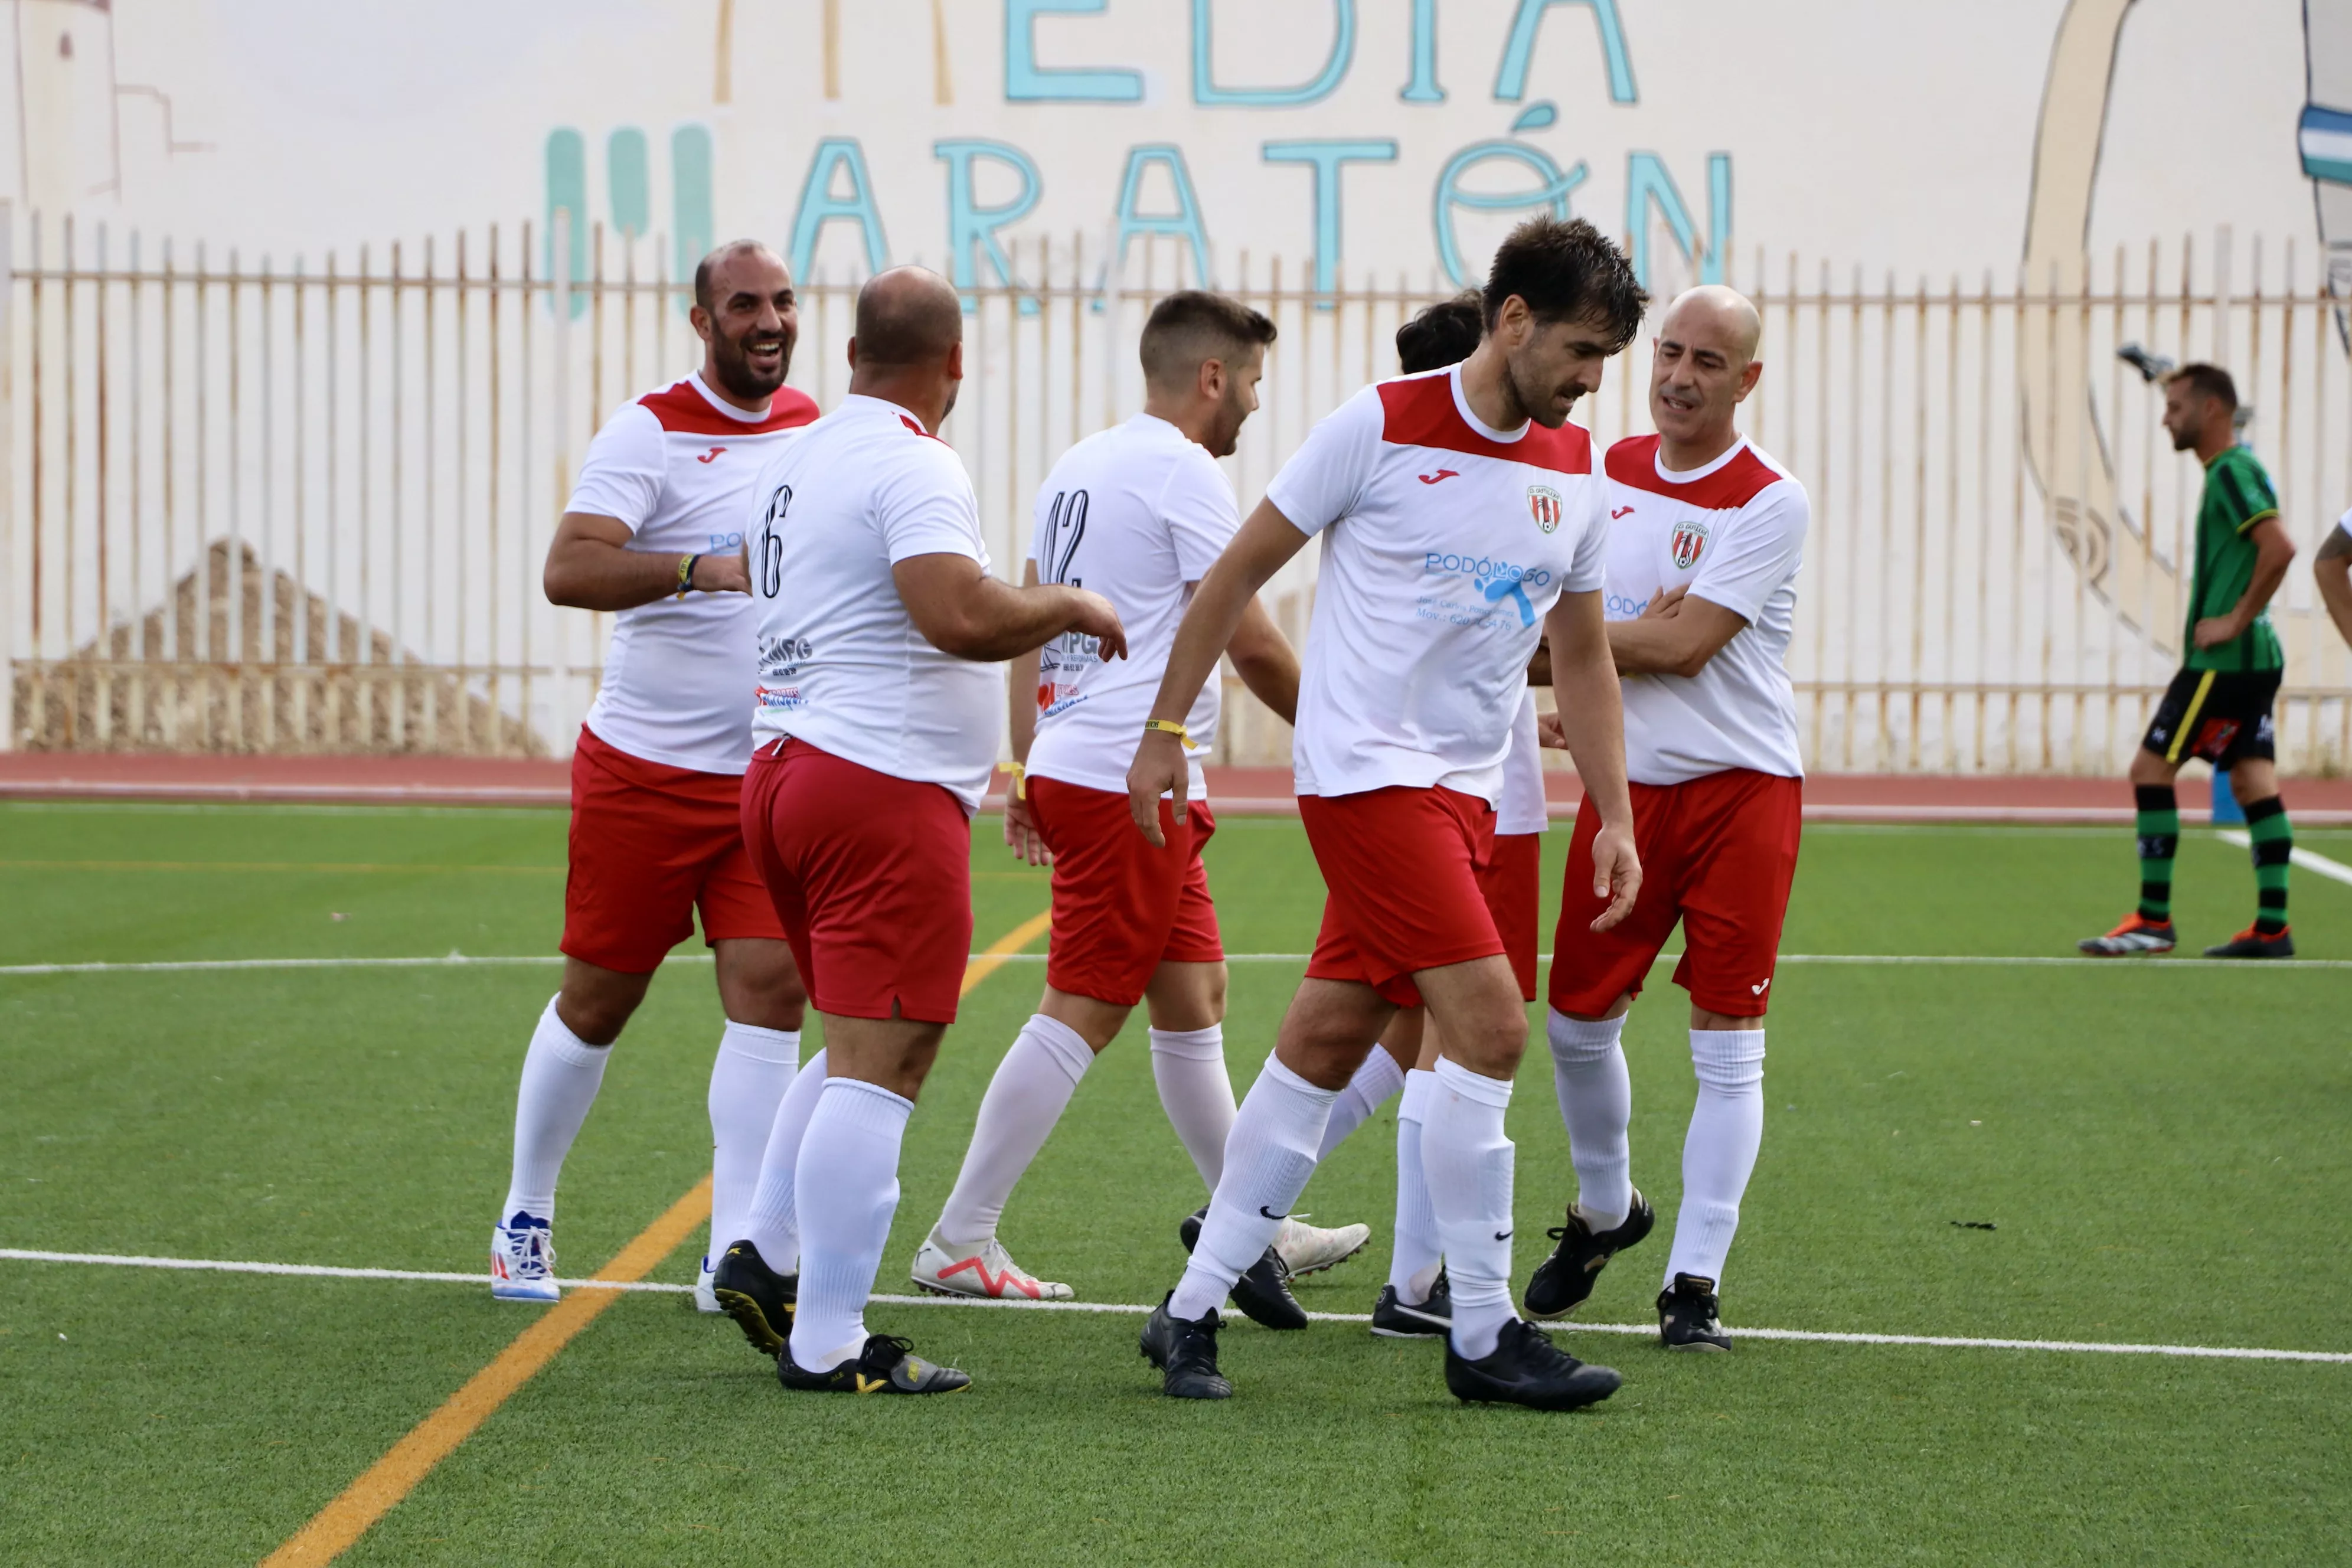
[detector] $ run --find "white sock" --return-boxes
[785,1077,913,1373]
[1423,1056,1518,1360]
[501,996,610,1223]
[1316,1044,1406,1162]
[1547,1009,1632,1231]
[1386,1069,1442,1302]
[1665,1028,1766,1288]
[1149,1025,1236,1191]
[1167,1054,1337,1321]
[935,1014,1093,1251]
[741,1049,829,1269]
[705,1022,801,1270]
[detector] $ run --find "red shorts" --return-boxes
[1299,786,1503,1008]
[741,738,974,1025]
[1482,832,1542,1003]
[561,725,785,974]
[1027,776,1223,1008]
[1549,769,1802,1020]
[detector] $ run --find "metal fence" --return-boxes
[5,208,2350,773]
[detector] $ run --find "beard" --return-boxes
[711,325,793,401]
[1504,348,1579,429]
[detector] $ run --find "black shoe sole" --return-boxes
[1445,1368,1623,1410]
[713,1288,789,1355]
[1664,1338,1732,1352]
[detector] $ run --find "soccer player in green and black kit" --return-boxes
[2082,364,2300,958]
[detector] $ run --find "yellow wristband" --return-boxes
[1004,762,1027,801]
[1144,718,1200,749]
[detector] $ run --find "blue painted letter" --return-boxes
[1106,145,1214,289]
[1262,140,1397,293]
[607,128,650,239]
[672,126,716,299]
[1431,141,1585,287]
[1401,0,1444,102]
[545,128,589,316]
[1193,0,1355,107]
[1493,0,1635,104]
[1005,0,1141,102]
[1625,151,1727,288]
[789,138,890,282]
[936,139,1043,297]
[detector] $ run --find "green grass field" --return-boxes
[3,800,2349,1565]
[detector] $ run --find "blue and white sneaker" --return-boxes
[490,1210,560,1302]
[693,1253,724,1314]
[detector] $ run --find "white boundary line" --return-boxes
[2215,829,2352,888]
[12,950,2352,978]
[4,1248,2344,1366]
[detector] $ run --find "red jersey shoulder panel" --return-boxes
[1376,375,1592,475]
[1605,434,1782,510]
[899,414,950,444]
[636,381,819,437]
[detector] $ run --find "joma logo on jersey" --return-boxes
[1527,485,1564,533]
[1670,519,1712,569]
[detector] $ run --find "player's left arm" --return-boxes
[1002,558,1051,868]
[1603,589,1748,677]
[1609,484,1807,677]
[1544,587,1642,933]
[2314,524,2352,651]
[2195,515,2297,649]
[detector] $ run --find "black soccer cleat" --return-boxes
[1178,1203,1207,1253]
[1443,1317,1622,1410]
[1658,1272,1733,1351]
[777,1333,971,1394]
[1370,1268,1452,1339]
[711,1238,797,1355]
[1141,1295,1233,1399]
[1523,1190,1655,1320]
[1227,1244,1310,1331]
[2203,924,2294,959]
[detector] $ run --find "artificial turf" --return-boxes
[2,800,2347,1564]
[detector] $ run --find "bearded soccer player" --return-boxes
[714,267,1125,1394]
[1528,286,1809,1352]
[2080,364,2298,959]
[1130,217,1647,1408]
[1290,291,1554,1342]
[904,291,1368,1301]
[488,242,817,1306]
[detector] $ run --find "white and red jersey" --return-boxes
[1601,433,1808,785]
[745,394,1001,813]
[1264,364,1609,806]
[1025,413,1241,801]
[568,373,819,775]
[1496,692,1548,835]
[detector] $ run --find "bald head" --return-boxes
[1649,285,1763,462]
[853,266,963,368]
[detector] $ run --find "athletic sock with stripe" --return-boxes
[2244,793,2292,935]
[2135,784,2179,923]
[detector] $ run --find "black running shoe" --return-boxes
[1658,1272,1732,1351]
[777,1333,971,1394]
[1228,1244,1309,1331]
[2203,923,2295,959]
[710,1239,796,1355]
[1523,1190,1655,1320]
[1178,1203,1207,1253]
[1443,1317,1622,1410]
[1140,1295,1232,1399]
[1370,1268,1452,1339]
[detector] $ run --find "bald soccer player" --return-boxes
[1528,285,1810,1352]
[489,241,816,1310]
[714,267,1126,1395]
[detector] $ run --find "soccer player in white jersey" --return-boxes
[488,241,818,1307]
[904,291,1368,1301]
[1527,285,1809,1352]
[713,267,1125,1394]
[1129,218,1649,1407]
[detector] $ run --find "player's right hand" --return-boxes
[1066,589,1129,664]
[1004,793,1053,867]
[1641,584,1688,619]
[1587,820,1642,933]
[1127,730,1187,848]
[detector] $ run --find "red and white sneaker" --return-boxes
[909,1230,1074,1301]
[490,1211,560,1302]
[2077,913,2176,956]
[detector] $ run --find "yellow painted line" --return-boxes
[0,859,561,874]
[262,907,1050,1566]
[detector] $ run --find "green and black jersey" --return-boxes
[2184,445,2285,672]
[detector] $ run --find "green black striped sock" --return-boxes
[2244,793,2292,935]
[2134,784,2178,923]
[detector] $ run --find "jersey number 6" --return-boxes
[757,483,793,598]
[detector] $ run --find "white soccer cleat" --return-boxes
[1275,1215,1371,1278]
[490,1211,561,1302]
[909,1230,1074,1301]
[692,1253,724,1314]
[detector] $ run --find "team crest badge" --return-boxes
[1670,518,1711,569]
[1527,485,1563,533]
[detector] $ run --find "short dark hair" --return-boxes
[2167,361,2238,411]
[693,240,780,315]
[1139,290,1278,389]
[1396,291,1485,374]
[1481,216,1648,351]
